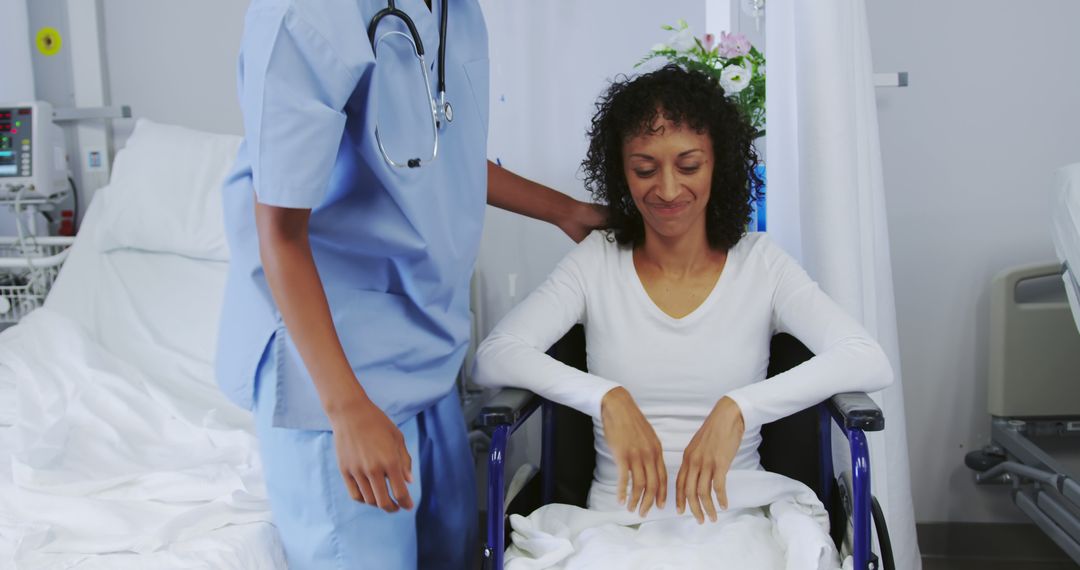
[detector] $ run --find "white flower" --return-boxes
[720,64,751,94]
[651,42,669,52]
[668,27,695,52]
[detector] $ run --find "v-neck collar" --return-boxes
[623,244,733,325]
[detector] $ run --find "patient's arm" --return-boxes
[722,240,895,434]
[474,238,619,418]
[475,237,666,515]
[602,387,668,516]
[676,396,744,524]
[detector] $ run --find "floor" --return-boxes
[917,522,1078,569]
[921,557,1077,569]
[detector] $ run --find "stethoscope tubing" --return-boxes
[373,31,440,168]
[368,0,451,169]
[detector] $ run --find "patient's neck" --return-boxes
[638,226,723,278]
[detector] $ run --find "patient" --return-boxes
[474,65,893,568]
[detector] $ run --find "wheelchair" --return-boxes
[475,326,895,570]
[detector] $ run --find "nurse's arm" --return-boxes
[254,201,415,513]
[255,203,364,410]
[486,160,606,243]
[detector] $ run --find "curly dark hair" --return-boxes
[582,64,762,250]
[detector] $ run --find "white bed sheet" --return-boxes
[0,193,283,568]
[1053,163,1080,332]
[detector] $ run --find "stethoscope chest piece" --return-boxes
[439,91,453,126]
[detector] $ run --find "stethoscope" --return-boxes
[368,0,451,169]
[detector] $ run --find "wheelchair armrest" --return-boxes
[475,388,540,430]
[827,392,884,432]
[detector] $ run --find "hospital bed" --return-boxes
[477,325,896,570]
[964,162,1080,564]
[0,120,285,568]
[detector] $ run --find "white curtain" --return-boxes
[766,1,921,568]
[0,0,34,102]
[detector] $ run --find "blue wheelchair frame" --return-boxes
[476,333,891,570]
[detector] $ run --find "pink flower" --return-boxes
[703,33,715,52]
[718,31,751,58]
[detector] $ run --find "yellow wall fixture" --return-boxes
[35,27,62,56]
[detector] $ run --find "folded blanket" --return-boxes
[506,470,848,570]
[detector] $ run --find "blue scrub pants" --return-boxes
[253,350,478,569]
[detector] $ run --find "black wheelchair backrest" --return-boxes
[528,326,822,511]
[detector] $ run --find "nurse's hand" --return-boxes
[601,387,666,517]
[559,201,608,243]
[329,399,414,513]
[676,396,744,524]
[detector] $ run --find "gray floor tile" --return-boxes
[922,556,1079,570]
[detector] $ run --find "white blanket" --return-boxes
[506,470,848,570]
[0,308,281,569]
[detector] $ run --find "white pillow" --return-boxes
[95,119,241,261]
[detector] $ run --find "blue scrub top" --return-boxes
[216,0,489,430]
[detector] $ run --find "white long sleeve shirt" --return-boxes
[474,231,893,508]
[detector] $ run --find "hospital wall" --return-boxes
[1,0,34,102]
[101,0,247,142]
[867,0,1080,523]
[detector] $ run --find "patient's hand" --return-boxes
[676,396,745,524]
[601,387,667,517]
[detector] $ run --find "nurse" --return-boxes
[215,0,603,568]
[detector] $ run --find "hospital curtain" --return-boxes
[765,1,922,568]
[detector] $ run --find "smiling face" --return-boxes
[621,116,715,244]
